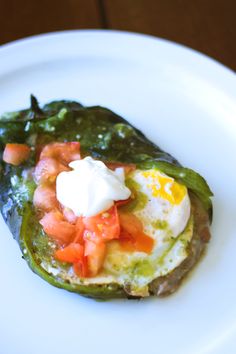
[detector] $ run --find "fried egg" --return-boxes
[58,168,193,296]
[130,169,191,238]
[103,169,191,294]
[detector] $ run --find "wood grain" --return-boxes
[0,0,235,70]
[103,0,236,70]
[0,0,101,44]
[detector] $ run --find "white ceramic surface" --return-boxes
[0,30,236,354]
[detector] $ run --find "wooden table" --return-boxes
[1,0,235,71]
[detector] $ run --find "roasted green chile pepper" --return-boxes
[0,96,213,299]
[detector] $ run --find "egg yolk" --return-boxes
[142,170,186,204]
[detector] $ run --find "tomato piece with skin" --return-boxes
[73,217,85,243]
[54,243,84,263]
[55,243,88,277]
[40,142,81,166]
[73,259,88,278]
[84,239,106,277]
[34,157,69,184]
[119,230,154,253]
[3,143,31,166]
[83,205,120,242]
[39,210,76,245]
[119,213,142,234]
[119,212,154,253]
[33,183,58,212]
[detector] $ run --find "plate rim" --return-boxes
[0,28,236,354]
[0,28,235,75]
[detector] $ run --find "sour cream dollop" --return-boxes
[56,157,131,217]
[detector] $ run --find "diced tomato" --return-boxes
[73,258,88,278]
[54,243,84,263]
[40,142,81,166]
[82,230,97,244]
[119,212,142,234]
[62,207,77,224]
[119,212,154,253]
[83,205,120,242]
[84,240,106,277]
[39,210,76,245]
[105,162,136,175]
[55,243,88,277]
[33,183,58,212]
[73,217,85,243]
[3,143,31,166]
[134,232,154,253]
[119,230,154,253]
[34,157,69,183]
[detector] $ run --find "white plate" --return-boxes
[0,30,236,354]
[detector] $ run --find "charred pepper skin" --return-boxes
[0,96,213,299]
